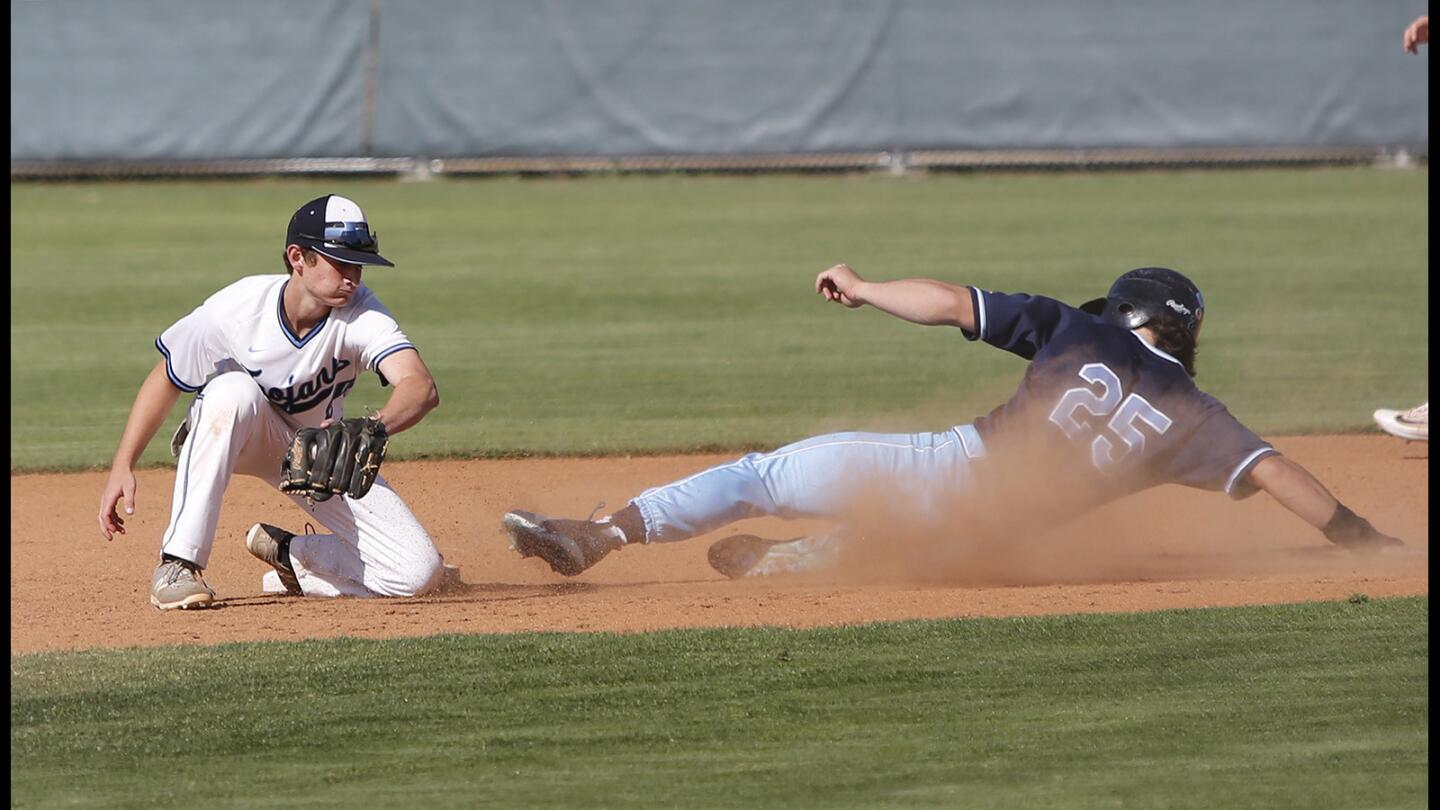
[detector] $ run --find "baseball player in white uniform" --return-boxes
[97,194,447,610]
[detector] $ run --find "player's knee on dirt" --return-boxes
[376,548,444,597]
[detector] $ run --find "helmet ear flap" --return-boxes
[1108,299,1150,330]
[1079,295,1149,329]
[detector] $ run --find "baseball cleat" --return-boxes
[706,531,846,579]
[707,535,794,579]
[150,558,215,610]
[502,510,625,577]
[1373,402,1428,441]
[246,523,303,596]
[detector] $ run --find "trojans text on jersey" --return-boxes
[246,356,357,415]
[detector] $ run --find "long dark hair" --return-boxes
[1148,316,1199,377]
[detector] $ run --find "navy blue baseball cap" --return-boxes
[286,194,394,267]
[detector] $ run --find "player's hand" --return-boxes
[1321,504,1406,554]
[1404,15,1428,53]
[816,264,867,308]
[98,468,137,541]
[1342,531,1407,557]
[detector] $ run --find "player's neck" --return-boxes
[1133,326,1158,346]
[281,277,331,337]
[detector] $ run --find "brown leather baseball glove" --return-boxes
[280,417,389,502]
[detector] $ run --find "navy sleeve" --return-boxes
[1167,404,1278,499]
[964,289,1079,360]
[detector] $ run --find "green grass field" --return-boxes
[9,167,1429,471]
[11,597,1427,809]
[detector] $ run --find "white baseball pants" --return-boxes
[631,425,987,543]
[160,371,444,598]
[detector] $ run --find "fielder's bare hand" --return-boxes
[98,468,137,540]
[817,263,868,308]
[1404,15,1428,53]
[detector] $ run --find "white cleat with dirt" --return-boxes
[1373,402,1428,441]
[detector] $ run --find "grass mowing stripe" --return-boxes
[11,597,1427,809]
[10,169,1428,470]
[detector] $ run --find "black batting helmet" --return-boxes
[1079,267,1205,335]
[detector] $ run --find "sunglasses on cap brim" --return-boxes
[299,222,379,253]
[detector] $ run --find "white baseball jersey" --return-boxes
[156,274,415,428]
[155,273,443,598]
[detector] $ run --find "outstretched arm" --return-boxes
[1246,454,1402,551]
[816,264,976,331]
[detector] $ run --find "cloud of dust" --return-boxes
[801,432,1382,588]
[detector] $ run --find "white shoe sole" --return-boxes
[150,591,214,611]
[245,523,273,558]
[501,511,546,553]
[1373,409,1428,441]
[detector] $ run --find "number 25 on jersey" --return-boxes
[1048,363,1173,470]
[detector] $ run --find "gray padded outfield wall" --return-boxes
[11,0,1429,162]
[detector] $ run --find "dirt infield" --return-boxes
[10,435,1427,655]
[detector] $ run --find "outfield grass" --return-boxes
[9,168,1428,470]
[10,597,1427,809]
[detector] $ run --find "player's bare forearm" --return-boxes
[1246,454,1338,529]
[110,360,186,469]
[373,349,439,434]
[816,265,975,331]
[1247,454,1402,550]
[857,279,975,329]
[98,360,184,539]
[373,377,438,434]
